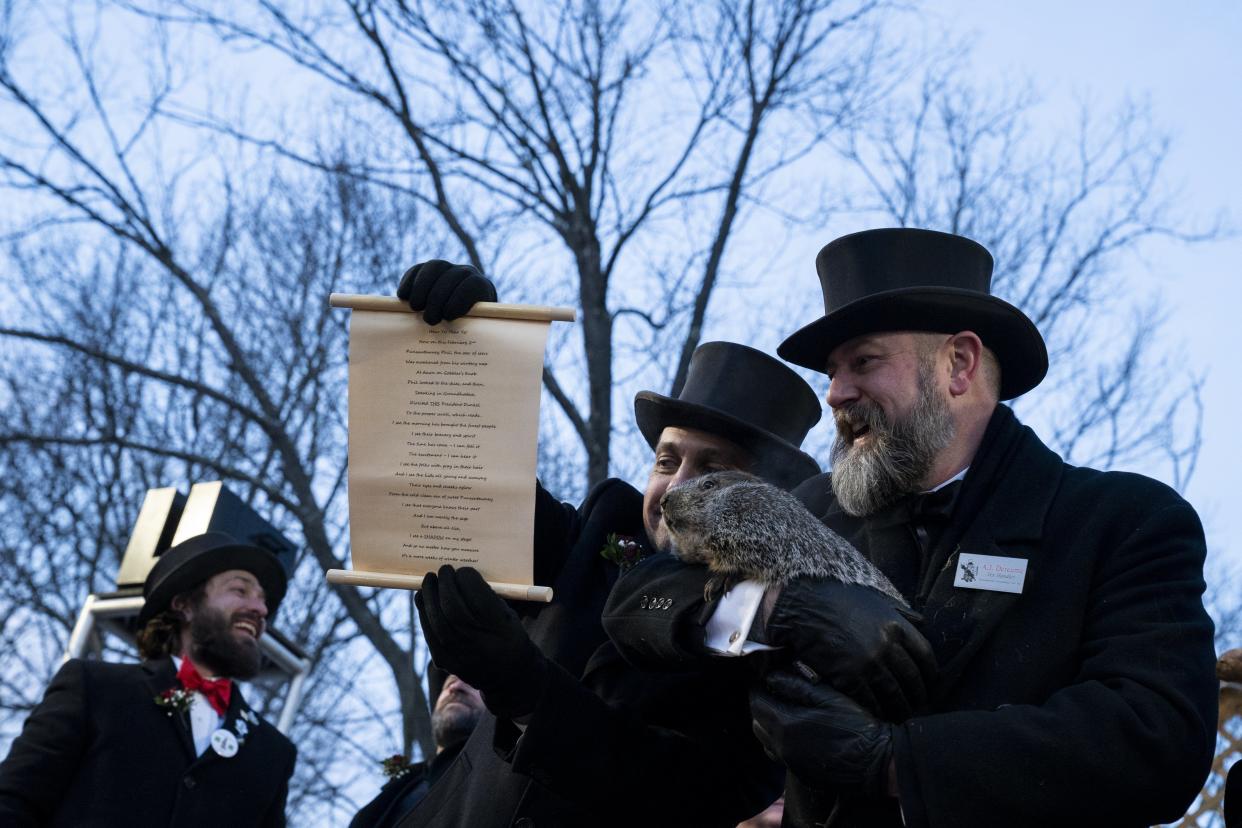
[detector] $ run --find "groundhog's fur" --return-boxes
[661,470,906,604]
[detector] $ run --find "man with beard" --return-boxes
[603,228,1218,827]
[0,532,296,826]
[375,260,931,826]
[350,672,486,828]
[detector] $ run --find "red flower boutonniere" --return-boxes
[600,533,647,571]
[154,687,193,716]
[381,754,414,779]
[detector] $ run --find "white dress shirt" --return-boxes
[171,656,225,756]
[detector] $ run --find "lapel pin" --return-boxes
[210,728,239,758]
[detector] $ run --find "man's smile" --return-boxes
[232,618,261,639]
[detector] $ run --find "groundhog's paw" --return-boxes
[703,571,742,603]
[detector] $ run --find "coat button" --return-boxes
[515,819,535,828]
[183,776,197,789]
[639,595,649,608]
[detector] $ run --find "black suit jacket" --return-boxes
[395,478,780,827]
[0,657,296,827]
[603,406,1218,827]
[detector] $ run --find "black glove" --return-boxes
[416,565,547,719]
[765,579,935,722]
[397,260,498,325]
[751,670,895,798]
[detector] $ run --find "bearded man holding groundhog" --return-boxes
[603,227,1218,827]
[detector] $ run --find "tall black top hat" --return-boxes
[634,342,822,489]
[777,228,1048,399]
[138,531,289,625]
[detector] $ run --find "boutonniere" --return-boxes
[381,754,414,779]
[154,687,193,716]
[600,533,647,571]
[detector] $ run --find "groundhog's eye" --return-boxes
[700,479,717,490]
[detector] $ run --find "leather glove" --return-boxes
[765,579,936,722]
[751,670,895,798]
[416,565,547,719]
[397,260,497,325]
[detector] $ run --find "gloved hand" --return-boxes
[397,260,498,325]
[416,565,547,719]
[751,670,895,798]
[764,578,935,722]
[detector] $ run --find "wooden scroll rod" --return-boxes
[329,294,576,323]
[326,568,554,603]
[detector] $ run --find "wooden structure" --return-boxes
[1171,648,1242,826]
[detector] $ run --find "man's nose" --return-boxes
[249,595,269,618]
[825,375,857,410]
[666,464,698,492]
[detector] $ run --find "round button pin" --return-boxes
[210,728,239,758]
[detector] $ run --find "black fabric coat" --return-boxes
[396,478,781,827]
[603,406,1218,827]
[0,657,296,827]
[350,742,465,828]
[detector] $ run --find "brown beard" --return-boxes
[830,354,955,517]
[188,603,263,680]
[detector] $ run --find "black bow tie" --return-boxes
[909,480,962,522]
[861,480,962,529]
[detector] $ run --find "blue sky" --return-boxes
[924,1,1242,574]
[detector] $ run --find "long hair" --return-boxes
[136,583,205,660]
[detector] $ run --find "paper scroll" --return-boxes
[326,295,575,602]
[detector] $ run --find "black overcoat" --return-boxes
[396,478,780,827]
[603,406,1218,827]
[0,657,296,827]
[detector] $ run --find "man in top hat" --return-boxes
[372,261,932,826]
[0,531,297,826]
[603,228,1218,826]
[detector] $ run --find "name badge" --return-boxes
[954,553,1027,594]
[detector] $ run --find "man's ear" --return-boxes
[947,331,985,397]
[170,593,193,623]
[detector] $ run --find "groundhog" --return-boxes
[660,470,906,605]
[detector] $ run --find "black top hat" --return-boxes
[634,342,822,489]
[777,228,1048,399]
[138,531,289,625]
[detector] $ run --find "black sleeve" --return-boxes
[0,659,90,826]
[601,553,719,669]
[531,480,579,591]
[261,741,296,827]
[495,650,783,827]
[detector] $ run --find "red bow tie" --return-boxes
[177,657,232,716]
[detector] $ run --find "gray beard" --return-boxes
[830,360,956,517]
[431,703,482,752]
